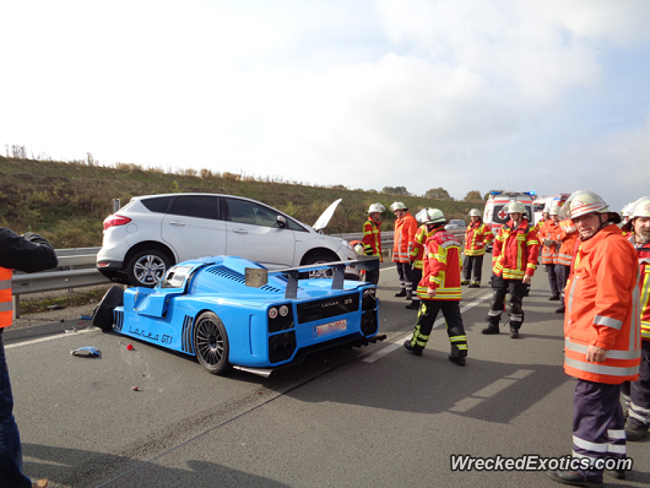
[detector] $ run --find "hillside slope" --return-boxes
[0,157,479,248]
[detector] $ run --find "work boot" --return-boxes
[510,327,519,339]
[403,340,423,356]
[33,481,49,488]
[481,324,499,335]
[461,281,470,286]
[394,289,407,297]
[547,469,602,487]
[548,295,560,301]
[625,418,648,441]
[468,283,480,288]
[448,354,466,366]
[405,301,419,310]
[555,306,565,314]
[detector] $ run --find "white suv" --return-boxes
[96,193,358,287]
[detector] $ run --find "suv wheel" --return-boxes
[126,249,172,287]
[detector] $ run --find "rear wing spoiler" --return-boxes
[244,256,379,299]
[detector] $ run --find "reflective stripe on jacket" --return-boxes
[564,225,640,384]
[492,219,539,280]
[362,218,383,263]
[630,235,650,341]
[464,221,493,257]
[392,212,418,263]
[0,267,13,328]
[417,228,462,301]
[409,225,432,270]
[556,219,578,267]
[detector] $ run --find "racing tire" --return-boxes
[193,312,231,375]
[126,249,172,288]
[93,286,124,332]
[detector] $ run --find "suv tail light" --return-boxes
[103,214,132,230]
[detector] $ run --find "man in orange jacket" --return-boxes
[482,201,539,338]
[1,228,58,488]
[462,208,494,288]
[621,196,650,441]
[554,210,579,314]
[403,208,467,365]
[390,202,418,300]
[548,191,640,487]
[539,205,561,300]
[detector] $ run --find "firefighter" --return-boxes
[462,208,494,288]
[554,205,579,314]
[362,203,385,285]
[406,208,432,310]
[482,200,539,338]
[390,202,418,300]
[403,208,468,365]
[548,191,639,487]
[621,196,650,441]
[539,205,561,300]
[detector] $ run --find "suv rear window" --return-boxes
[141,196,173,214]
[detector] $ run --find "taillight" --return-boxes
[103,214,132,230]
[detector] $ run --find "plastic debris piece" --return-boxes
[48,304,65,310]
[131,386,139,391]
[80,316,93,320]
[71,346,101,358]
[126,344,134,351]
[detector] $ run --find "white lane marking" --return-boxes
[361,292,492,363]
[5,328,96,349]
[449,369,534,412]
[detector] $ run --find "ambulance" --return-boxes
[483,191,535,242]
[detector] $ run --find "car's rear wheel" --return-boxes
[93,286,124,332]
[126,249,172,287]
[302,252,337,279]
[193,312,231,375]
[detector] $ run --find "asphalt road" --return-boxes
[6,259,650,488]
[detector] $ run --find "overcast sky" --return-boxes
[2,0,649,212]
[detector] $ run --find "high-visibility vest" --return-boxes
[392,213,418,263]
[0,267,13,328]
[417,228,462,301]
[464,221,493,257]
[492,219,539,280]
[564,225,640,384]
[362,218,383,263]
[539,220,560,265]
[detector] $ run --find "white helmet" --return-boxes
[422,208,446,225]
[415,208,430,224]
[506,201,526,214]
[631,196,650,219]
[468,208,482,217]
[389,201,407,212]
[621,202,636,218]
[549,205,560,216]
[543,202,552,212]
[368,203,385,214]
[565,190,610,220]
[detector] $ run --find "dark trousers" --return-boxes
[462,255,484,284]
[410,267,422,302]
[545,263,560,298]
[486,274,527,330]
[395,262,413,299]
[0,329,32,488]
[556,264,570,299]
[408,300,467,357]
[573,379,625,481]
[622,341,650,427]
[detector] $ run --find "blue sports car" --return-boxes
[93,255,381,376]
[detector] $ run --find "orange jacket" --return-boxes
[492,219,539,280]
[556,219,578,267]
[409,225,432,270]
[538,219,560,265]
[464,221,494,256]
[0,267,12,328]
[629,234,650,341]
[392,212,418,263]
[564,225,640,384]
[417,228,462,301]
[362,217,382,263]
